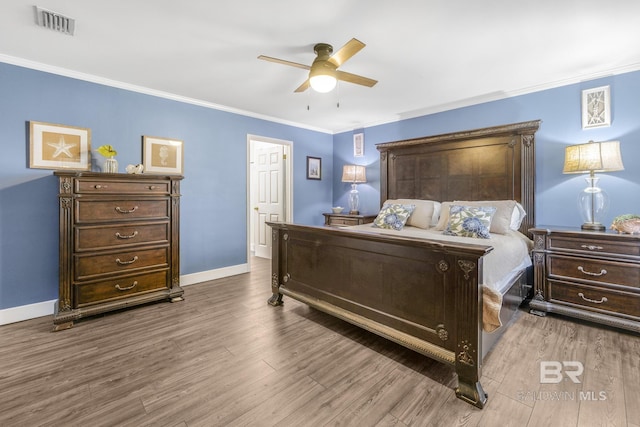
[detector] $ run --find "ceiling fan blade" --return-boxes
[294,79,310,93]
[258,55,310,71]
[327,38,365,68]
[336,70,377,87]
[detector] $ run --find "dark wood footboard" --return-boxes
[267,222,492,408]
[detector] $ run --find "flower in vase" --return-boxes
[97,145,118,158]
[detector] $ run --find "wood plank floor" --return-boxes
[1,257,638,427]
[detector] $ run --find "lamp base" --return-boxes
[581,222,606,232]
[349,210,359,215]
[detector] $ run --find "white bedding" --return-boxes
[341,224,533,332]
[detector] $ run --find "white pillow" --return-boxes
[510,202,527,230]
[384,199,440,229]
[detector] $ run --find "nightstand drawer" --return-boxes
[548,254,640,289]
[548,279,640,319]
[548,235,640,258]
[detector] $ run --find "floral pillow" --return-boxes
[372,203,416,231]
[443,205,496,239]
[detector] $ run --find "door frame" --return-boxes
[247,134,293,267]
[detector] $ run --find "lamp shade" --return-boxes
[341,165,366,183]
[309,62,337,93]
[563,140,624,174]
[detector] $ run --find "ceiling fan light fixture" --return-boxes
[309,74,337,93]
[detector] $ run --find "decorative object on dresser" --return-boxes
[529,227,639,333]
[323,212,376,227]
[562,140,624,231]
[142,136,184,175]
[341,164,366,214]
[53,171,184,331]
[29,121,91,171]
[611,214,640,234]
[97,144,118,173]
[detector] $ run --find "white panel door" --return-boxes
[254,144,284,259]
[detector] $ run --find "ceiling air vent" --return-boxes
[34,6,75,36]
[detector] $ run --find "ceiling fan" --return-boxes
[258,38,378,93]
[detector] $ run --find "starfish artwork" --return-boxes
[47,135,77,158]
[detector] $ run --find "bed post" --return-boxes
[453,255,487,409]
[267,223,284,306]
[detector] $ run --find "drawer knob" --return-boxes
[580,244,603,251]
[578,292,608,304]
[148,185,157,190]
[577,266,607,277]
[94,184,108,189]
[115,256,139,265]
[115,206,139,214]
[115,281,138,291]
[115,231,139,239]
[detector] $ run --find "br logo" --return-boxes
[540,361,584,384]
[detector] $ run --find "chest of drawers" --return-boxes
[53,172,184,330]
[529,227,640,333]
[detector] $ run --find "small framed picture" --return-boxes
[353,133,364,157]
[143,136,184,174]
[306,156,321,180]
[582,85,611,129]
[29,121,91,170]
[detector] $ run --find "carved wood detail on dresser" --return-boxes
[53,172,184,331]
[529,227,639,333]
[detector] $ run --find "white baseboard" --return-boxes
[0,263,251,326]
[0,299,57,325]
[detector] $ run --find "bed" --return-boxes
[267,120,540,408]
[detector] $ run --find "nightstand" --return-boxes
[323,213,376,227]
[529,227,640,333]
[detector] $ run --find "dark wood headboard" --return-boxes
[376,120,541,236]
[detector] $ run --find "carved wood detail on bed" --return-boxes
[267,120,540,408]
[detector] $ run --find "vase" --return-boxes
[104,157,118,173]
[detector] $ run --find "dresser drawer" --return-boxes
[548,235,640,258]
[548,254,640,289]
[548,279,640,319]
[75,270,170,307]
[75,247,169,280]
[76,199,170,223]
[76,179,170,195]
[75,222,169,251]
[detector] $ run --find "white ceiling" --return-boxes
[2,1,640,134]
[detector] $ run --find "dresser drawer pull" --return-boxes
[578,292,608,304]
[148,185,157,190]
[115,256,138,265]
[115,281,138,291]
[115,231,139,239]
[94,184,108,189]
[580,244,603,251]
[115,206,139,214]
[577,266,607,277]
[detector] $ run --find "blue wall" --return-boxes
[334,71,640,228]
[0,62,332,310]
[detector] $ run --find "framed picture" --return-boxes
[582,85,611,129]
[29,121,91,170]
[353,132,364,157]
[306,156,321,180]
[143,136,184,174]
